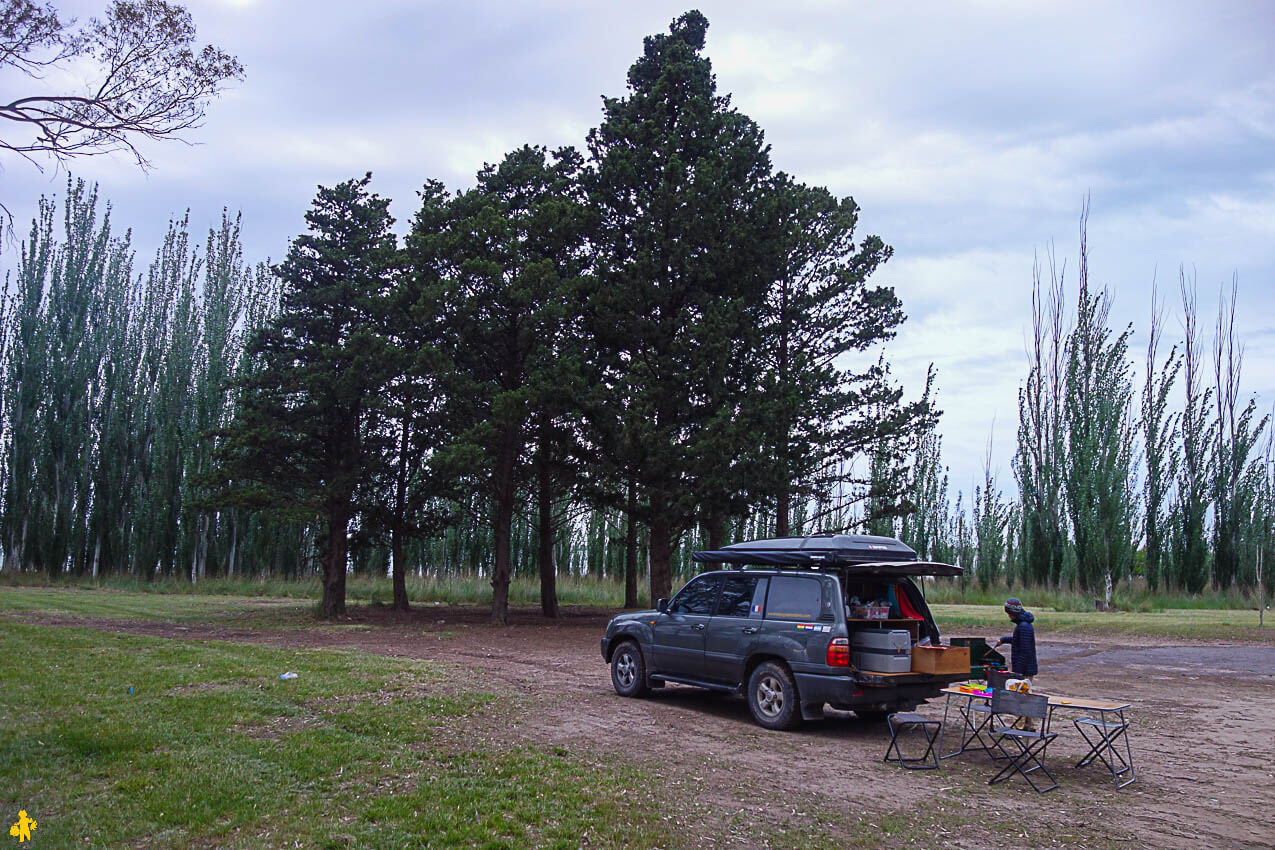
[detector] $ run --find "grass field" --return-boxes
[0,623,670,849]
[2,583,1270,642]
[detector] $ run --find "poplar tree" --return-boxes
[1014,253,1068,586]
[1173,273,1214,594]
[1210,279,1267,589]
[212,175,399,617]
[1141,287,1180,591]
[1062,221,1136,601]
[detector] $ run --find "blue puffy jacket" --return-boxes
[1001,611,1038,677]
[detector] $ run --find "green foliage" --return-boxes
[212,174,400,616]
[1140,290,1180,591]
[582,10,781,598]
[1062,223,1137,598]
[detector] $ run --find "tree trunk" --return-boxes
[391,521,409,612]
[490,431,519,625]
[624,478,639,609]
[391,414,411,612]
[776,488,790,538]
[648,504,673,603]
[707,512,726,551]
[321,505,350,618]
[537,455,559,618]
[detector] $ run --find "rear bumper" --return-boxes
[795,670,967,709]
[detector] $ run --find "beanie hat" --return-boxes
[1004,598,1025,616]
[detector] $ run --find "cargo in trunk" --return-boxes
[910,645,970,675]
[851,629,911,654]
[853,649,913,673]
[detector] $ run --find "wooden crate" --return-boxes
[911,645,971,675]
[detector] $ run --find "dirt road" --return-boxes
[16,606,1275,849]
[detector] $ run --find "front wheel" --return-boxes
[747,661,801,730]
[610,641,649,697]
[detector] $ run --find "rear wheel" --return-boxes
[610,641,649,697]
[747,661,801,730]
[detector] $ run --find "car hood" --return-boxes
[607,610,659,628]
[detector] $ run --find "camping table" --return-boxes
[936,686,1137,787]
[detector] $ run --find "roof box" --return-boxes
[691,533,962,577]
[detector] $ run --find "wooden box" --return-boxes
[911,645,970,675]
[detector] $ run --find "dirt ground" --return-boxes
[16,605,1275,849]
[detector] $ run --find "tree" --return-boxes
[212,175,399,617]
[583,10,780,602]
[1062,213,1137,602]
[410,146,590,625]
[1172,271,1215,594]
[1014,250,1069,587]
[1210,278,1268,590]
[756,177,911,537]
[1141,284,1180,591]
[0,0,241,168]
[973,431,1008,590]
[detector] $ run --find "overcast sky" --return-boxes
[3,0,1273,498]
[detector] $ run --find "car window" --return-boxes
[764,576,823,621]
[715,575,761,618]
[670,575,722,615]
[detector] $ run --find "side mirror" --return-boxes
[656,597,669,613]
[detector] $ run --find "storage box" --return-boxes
[852,629,910,655]
[866,604,891,620]
[853,651,913,673]
[910,645,971,675]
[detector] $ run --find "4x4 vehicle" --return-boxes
[600,533,969,730]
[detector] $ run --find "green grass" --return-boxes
[0,624,669,849]
[932,603,1275,642]
[922,578,1267,612]
[0,571,645,608]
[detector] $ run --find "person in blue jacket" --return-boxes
[994,597,1038,681]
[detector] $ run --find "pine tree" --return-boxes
[212,175,399,617]
[410,146,590,624]
[583,11,780,601]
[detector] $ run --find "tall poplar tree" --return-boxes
[1062,222,1137,600]
[1141,287,1180,591]
[212,175,399,617]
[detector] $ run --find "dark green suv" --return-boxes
[600,533,968,730]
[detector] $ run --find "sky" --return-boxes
[3,0,1273,498]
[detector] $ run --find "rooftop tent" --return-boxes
[691,533,963,577]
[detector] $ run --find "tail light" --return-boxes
[825,637,850,667]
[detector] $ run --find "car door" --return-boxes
[650,574,722,679]
[703,575,767,685]
[757,574,837,672]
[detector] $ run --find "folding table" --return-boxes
[936,686,1137,788]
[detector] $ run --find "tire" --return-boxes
[610,641,650,698]
[747,661,801,731]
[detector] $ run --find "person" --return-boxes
[994,597,1039,730]
[994,598,1038,682]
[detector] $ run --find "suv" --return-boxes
[600,533,970,730]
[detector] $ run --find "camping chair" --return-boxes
[987,689,1058,793]
[957,699,1009,759]
[883,712,942,770]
